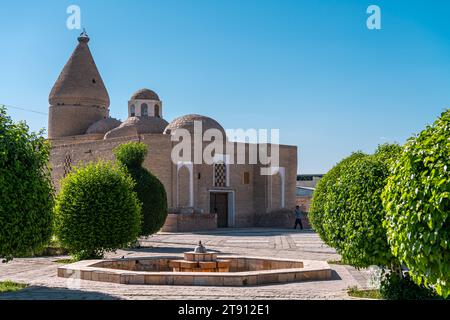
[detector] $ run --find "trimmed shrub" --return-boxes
[382,109,450,298]
[380,272,440,300]
[0,106,54,261]
[54,161,141,259]
[310,144,402,268]
[114,142,168,236]
[114,141,147,167]
[309,152,366,248]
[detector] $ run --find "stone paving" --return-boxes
[0,228,372,300]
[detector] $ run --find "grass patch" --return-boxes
[53,258,78,264]
[348,286,382,299]
[16,238,69,258]
[327,259,346,265]
[0,281,27,293]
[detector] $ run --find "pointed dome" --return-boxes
[49,31,110,108]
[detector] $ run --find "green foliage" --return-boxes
[114,142,168,236]
[374,143,403,165]
[0,280,27,293]
[380,272,440,300]
[382,109,450,298]
[347,286,382,299]
[0,106,54,261]
[54,161,141,259]
[309,152,366,247]
[310,144,401,268]
[114,142,148,167]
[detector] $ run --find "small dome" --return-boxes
[131,89,160,101]
[164,114,225,136]
[86,117,121,135]
[104,116,169,139]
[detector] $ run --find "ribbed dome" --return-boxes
[104,116,169,139]
[131,89,160,101]
[164,114,225,136]
[49,33,110,108]
[86,117,121,135]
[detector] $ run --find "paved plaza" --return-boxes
[0,229,372,300]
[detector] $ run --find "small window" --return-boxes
[130,105,136,117]
[214,162,227,187]
[155,104,160,118]
[92,79,96,84]
[243,172,250,185]
[141,103,149,117]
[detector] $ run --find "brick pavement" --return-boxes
[0,228,372,300]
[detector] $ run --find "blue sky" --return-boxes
[1,0,449,173]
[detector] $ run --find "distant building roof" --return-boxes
[296,186,315,197]
[297,174,324,181]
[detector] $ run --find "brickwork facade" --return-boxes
[50,135,298,230]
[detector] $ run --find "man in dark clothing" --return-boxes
[294,205,304,230]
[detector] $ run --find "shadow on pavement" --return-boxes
[176,228,317,237]
[0,285,119,300]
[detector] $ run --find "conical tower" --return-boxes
[48,30,110,139]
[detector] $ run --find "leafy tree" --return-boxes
[310,144,402,268]
[54,161,141,259]
[382,109,450,298]
[0,106,54,261]
[114,142,168,236]
[309,152,366,247]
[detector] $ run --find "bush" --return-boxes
[54,161,141,259]
[310,144,401,268]
[114,141,147,167]
[309,152,366,248]
[0,106,54,261]
[382,109,450,298]
[114,142,168,236]
[380,272,439,300]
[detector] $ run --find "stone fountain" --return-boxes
[57,241,333,286]
[169,241,230,272]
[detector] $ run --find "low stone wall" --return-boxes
[296,196,312,212]
[161,213,217,232]
[58,257,332,286]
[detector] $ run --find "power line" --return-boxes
[1,103,48,116]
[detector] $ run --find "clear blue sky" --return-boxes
[1,0,449,173]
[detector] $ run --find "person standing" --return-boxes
[294,205,304,230]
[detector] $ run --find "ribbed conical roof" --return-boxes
[49,31,110,108]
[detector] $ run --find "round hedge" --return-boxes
[114,142,147,167]
[329,154,393,267]
[54,161,141,259]
[310,145,401,268]
[382,110,450,298]
[0,106,54,260]
[114,142,168,236]
[309,152,366,247]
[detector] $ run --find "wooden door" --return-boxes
[210,193,228,228]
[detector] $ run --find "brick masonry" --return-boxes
[49,134,298,230]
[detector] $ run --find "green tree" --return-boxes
[114,142,168,236]
[309,152,366,247]
[310,144,402,268]
[0,106,54,261]
[54,161,141,259]
[382,109,450,298]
